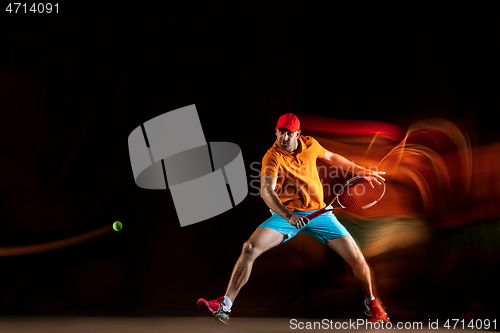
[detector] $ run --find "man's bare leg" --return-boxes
[326,235,374,299]
[224,227,285,303]
[327,235,390,322]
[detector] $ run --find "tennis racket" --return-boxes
[305,175,386,221]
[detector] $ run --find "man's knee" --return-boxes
[352,252,368,269]
[242,240,263,259]
[241,241,255,255]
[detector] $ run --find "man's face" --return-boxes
[276,128,300,152]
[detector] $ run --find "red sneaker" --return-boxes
[364,298,390,323]
[197,296,231,325]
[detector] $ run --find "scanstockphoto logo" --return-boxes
[128,105,248,227]
[247,161,381,197]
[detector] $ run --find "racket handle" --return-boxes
[305,208,327,221]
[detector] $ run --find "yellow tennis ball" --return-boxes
[113,221,123,231]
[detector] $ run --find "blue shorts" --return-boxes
[257,208,350,244]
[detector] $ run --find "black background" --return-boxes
[0,1,499,320]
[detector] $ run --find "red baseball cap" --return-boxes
[275,113,300,132]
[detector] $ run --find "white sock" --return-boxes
[223,296,233,309]
[365,296,376,304]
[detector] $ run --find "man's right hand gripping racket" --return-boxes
[305,174,386,221]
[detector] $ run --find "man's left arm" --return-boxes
[320,149,385,182]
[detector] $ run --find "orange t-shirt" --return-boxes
[261,136,326,211]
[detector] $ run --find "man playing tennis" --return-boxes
[197,113,389,324]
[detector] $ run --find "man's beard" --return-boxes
[279,140,293,152]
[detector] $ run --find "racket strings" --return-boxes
[338,177,385,209]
